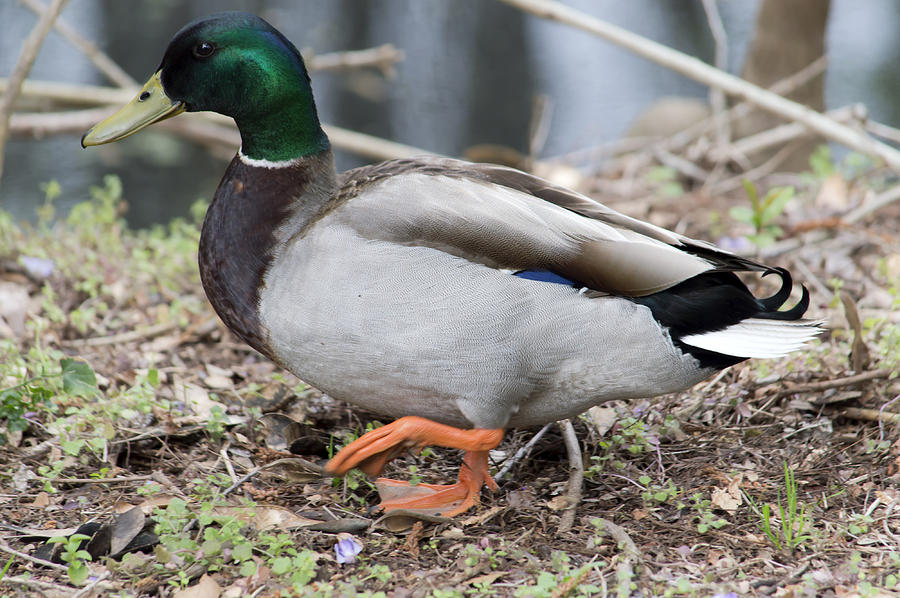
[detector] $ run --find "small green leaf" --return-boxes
[232,542,252,562]
[239,560,257,577]
[68,562,90,585]
[759,186,794,225]
[271,556,291,575]
[728,205,755,224]
[61,359,97,397]
[61,438,85,456]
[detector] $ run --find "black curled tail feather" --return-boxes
[631,267,814,370]
[757,267,810,320]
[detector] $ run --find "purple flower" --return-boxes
[19,256,55,279]
[334,534,362,565]
[712,593,738,598]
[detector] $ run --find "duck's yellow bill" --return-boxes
[81,71,185,147]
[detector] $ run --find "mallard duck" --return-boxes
[83,12,821,517]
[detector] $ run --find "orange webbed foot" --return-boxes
[324,416,503,516]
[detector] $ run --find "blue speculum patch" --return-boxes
[513,269,577,286]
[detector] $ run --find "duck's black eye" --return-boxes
[192,41,215,59]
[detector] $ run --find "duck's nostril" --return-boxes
[139,91,151,101]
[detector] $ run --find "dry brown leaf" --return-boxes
[213,505,322,531]
[138,495,177,514]
[711,486,741,512]
[173,573,221,598]
[31,491,50,508]
[632,508,648,521]
[459,505,504,527]
[546,495,569,511]
[815,173,850,213]
[0,281,29,337]
[373,509,451,533]
[588,406,618,436]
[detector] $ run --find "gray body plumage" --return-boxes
[258,165,723,429]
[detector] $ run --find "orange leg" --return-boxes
[324,416,504,516]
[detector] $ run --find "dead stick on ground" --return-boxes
[557,419,583,533]
[595,517,642,585]
[54,475,154,485]
[72,570,111,598]
[59,321,179,348]
[495,422,553,481]
[499,0,900,170]
[0,575,76,594]
[774,369,895,398]
[0,0,70,184]
[844,184,900,225]
[0,541,69,572]
[709,104,865,164]
[839,407,900,425]
[223,457,324,496]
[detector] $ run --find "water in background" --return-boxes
[2,0,899,227]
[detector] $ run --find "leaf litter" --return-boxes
[0,169,899,596]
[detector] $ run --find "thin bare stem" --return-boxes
[305,44,404,77]
[557,419,584,533]
[495,422,553,481]
[700,0,730,150]
[0,0,70,184]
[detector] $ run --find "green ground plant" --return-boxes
[47,533,93,585]
[729,180,795,248]
[745,462,813,552]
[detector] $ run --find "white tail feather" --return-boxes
[681,318,825,359]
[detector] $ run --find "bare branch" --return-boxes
[306,44,405,77]
[20,0,137,88]
[498,0,900,170]
[0,0,70,184]
[700,0,730,150]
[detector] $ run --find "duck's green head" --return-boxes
[83,12,329,161]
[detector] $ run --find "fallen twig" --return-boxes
[594,517,642,589]
[59,321,179,348]
[774,369,895,398]
[53,474,154,485]
[709,104,865,164]
[0,540,69,572]
[72,570,111,598]
[495,422,553,481]
[839,407,900,425]
[222,457,324,496]
[844,184,900,225]
[0,574,75,594]
[557,419,584,533]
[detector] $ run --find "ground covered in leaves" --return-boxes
[1,162,900,597]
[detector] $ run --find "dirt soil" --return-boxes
[1,176,899,597]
